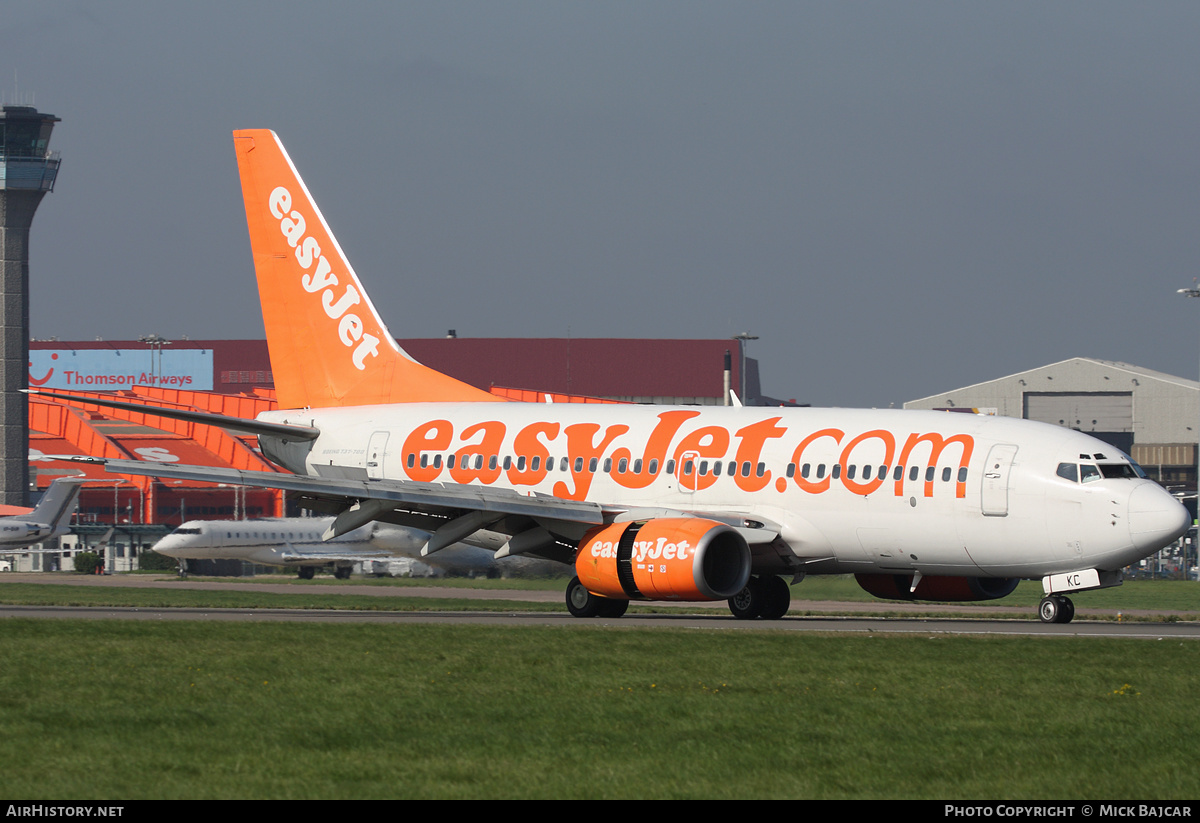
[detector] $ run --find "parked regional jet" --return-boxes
[152,517,499,578]
[43,129,1190,623]
[0,478,82,550]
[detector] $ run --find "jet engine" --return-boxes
[855,573,1020,602]
[574,518,751,601]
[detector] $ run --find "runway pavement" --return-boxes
[2,572,1198,637]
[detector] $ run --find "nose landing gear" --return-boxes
[1038,594,1075,624]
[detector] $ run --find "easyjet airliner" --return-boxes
[49,130,1190,623]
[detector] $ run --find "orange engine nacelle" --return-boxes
[575,518,751,602]
[855,574,1020,602]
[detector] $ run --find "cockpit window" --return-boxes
[1080,464,1102,484]
[1056,463,1078,483]
[1099,463,1140,479]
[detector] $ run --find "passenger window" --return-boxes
[1080,464,1101,484]
[741,461,751,477]
[588,458,597,472]
[1056,463,1078,483]
[756,463,765,477]
[893,466,903,481]
[846,465,857,480]
[925,467,935,482]
[648,459,658,474]
[957,467,968,482]
[571,457,581,472]
[909,466,919,481]
[831,464,841,479]
[941,467,951,482]
[816,464,826,479]
[665,460,676,474]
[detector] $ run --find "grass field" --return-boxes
[0,619,1197,799]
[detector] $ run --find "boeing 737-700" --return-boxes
[44,129,1190,623]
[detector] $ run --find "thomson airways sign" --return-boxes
[29,349,213,391]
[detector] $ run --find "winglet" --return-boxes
[233,129,497,409]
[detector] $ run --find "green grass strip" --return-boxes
[0,620,1196,799]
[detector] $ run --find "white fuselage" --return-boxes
[255,403,1189,580]
[0,522,55,547]
[153,517,498,574]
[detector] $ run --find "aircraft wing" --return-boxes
[67,456,604,529]
[64,457,784,565]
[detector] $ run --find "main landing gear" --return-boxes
[565,577,629,618]
[728,575,791,620]
[297,566,316,580]
[1038,594,1075,624]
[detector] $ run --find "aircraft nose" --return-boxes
[152,539,181,557]
[1128,483,1190,551]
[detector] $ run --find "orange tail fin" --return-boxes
[232,129,497,409]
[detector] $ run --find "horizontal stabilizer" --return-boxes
[25,389,320,441]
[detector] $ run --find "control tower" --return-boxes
[0,106,60,506]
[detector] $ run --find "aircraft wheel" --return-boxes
[728,576,764,619]
[1059,596,1075,624]
[758,575,792,619]
[566,576,604,617]
[597,598,629,618]
[298,566,315,580]
[334,566,352,580]
[1039,595,1075,624]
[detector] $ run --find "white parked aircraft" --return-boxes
[45,129,1190,623]
[152,517,499,579]
[0,478,82,550]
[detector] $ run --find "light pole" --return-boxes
[138,334,171,385]
[731,332,758,405]
[1176,284,1200,579]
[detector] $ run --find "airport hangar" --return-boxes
[904,357,1199,497]
[15,336,786,571]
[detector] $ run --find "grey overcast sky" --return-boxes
[3,1,1198,409]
